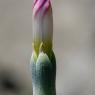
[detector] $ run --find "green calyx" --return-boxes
[31,49,56,95]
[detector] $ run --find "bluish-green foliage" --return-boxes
[30,50,56,95]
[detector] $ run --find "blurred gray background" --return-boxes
[0,0,95,95]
